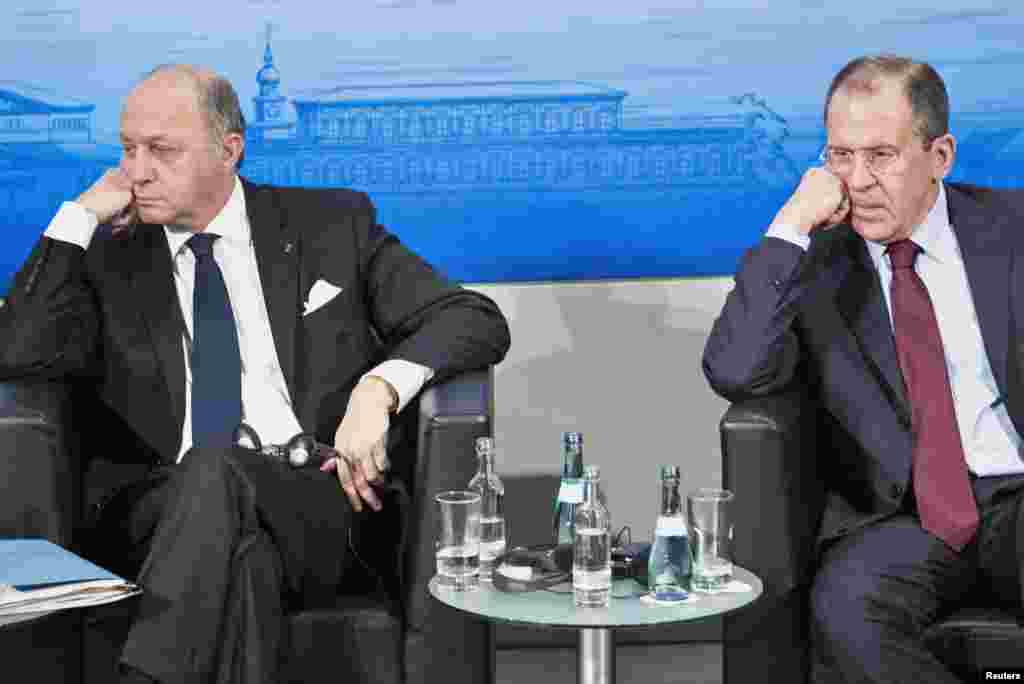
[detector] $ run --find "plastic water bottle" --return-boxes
[647,465,690,602]
[553,431,584,545]
[573,465,611,607]
[467,437,506,581]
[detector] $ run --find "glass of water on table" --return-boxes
[687,488,735,593]
[435,490,482,590]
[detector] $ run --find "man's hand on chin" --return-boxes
[771,166,850,235]
[322,375,398,513]
[76,167,137,228]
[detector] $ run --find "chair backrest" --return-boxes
[0,380,77,545]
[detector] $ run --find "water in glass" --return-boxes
[690,526,732,591]
[687,487,734,593]
[436,544,480,588]
[435,490,481,590]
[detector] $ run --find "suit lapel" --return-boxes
[243,180,302,402]
[833,229,912,424]
[832,185,1016,429]
[133,224,188,432]
[947,184,1012,400]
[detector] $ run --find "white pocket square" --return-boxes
[303,279,343,316]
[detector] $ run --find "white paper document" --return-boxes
[0,539,140,617]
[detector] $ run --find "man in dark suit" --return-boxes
[0,64,510,684]
[704,54,1024,683]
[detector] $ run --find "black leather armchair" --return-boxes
[719,390,1024,683]
[0,368,496,684]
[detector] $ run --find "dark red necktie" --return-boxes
[887,239,978,552]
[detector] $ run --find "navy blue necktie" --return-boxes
[187,233,242,448]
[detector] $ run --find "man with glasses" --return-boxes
[705,54,1024,682]
[0,65,510,684]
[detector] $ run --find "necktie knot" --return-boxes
[887,239,920,270]
[187,233,219,261]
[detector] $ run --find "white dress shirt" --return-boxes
[44,177,434,461]
[767,184,1024,475]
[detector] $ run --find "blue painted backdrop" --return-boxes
[2,2,1022,288]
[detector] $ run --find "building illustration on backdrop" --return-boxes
[0,80,118,277]
[3,25,1019,284]
[242,31,797,193]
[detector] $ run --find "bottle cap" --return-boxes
[475,436,495,455]
[660,465,680,480]
[563,431,583,448]
[583,464,601,480]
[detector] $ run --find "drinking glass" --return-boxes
[435,490,482,590]
[687,488,734,593]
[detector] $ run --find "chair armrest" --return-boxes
[401,368,495,684]
[0,380,78,545]
[720,390,824,684]
[405,367,493,629]
[722,390,824,594]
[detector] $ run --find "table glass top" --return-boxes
[429,566,762,629]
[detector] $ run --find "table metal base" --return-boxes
[578,627,615,684]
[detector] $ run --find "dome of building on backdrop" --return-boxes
[257,44,280,87]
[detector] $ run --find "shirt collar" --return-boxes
[864,182,957,270]
[165,176,249,259]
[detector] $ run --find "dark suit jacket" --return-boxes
[0,180,510,465]
[703,182,1024,545]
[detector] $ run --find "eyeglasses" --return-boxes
[818,145,905,175]
[233,422,338,468]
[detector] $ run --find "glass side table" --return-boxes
[430,566,762,684]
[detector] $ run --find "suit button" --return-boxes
[890,484,904,499]
[770,279,783,290]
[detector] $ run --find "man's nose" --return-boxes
[122,148,154,184]
[845,153,876,191]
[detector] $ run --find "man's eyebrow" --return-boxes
[119,135,174,144]
[828,144,899,151]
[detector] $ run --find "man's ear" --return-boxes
[222,133,245,169]
[932,133,956,180]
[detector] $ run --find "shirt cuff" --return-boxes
[43,202,100,250]
[362,360,435,414]
[765,222,811,251]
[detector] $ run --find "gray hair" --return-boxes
[824,55,949,144]
[143,64,247,166]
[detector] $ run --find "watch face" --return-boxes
[266,104,280,119]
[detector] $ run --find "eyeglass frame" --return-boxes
[233,422,339,468]
[818,136,938,176]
